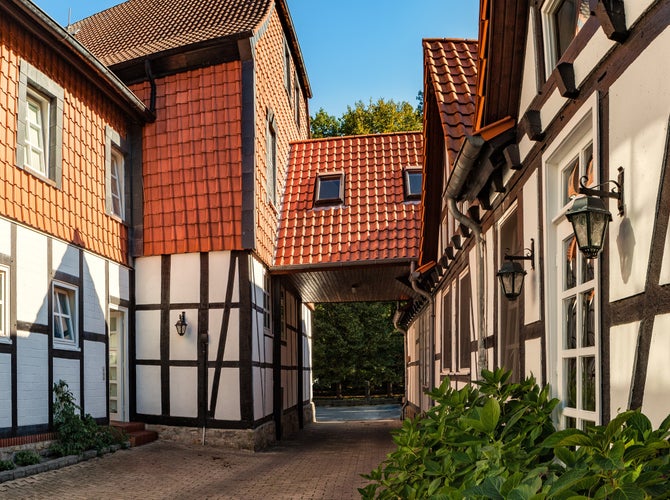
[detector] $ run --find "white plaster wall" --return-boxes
[660,227,670,285]
[16,332,48,426]
[170,253,200,304]
[136,365,161,415]
[484,227,495,342]
[0,353,11,427]
[208,367,240,420]
[83,252,106,335]
[0,218,10,257]
[518,7,538,118]
[523,171,541,324]
[170,308,198,360]
[53,357,81,407]
[135,310,161,359]
[52,240,79,278]
[252,308,264,363]
[573,29,615,87]
[609,321,639,417]
[109,263,130,301]
[608,28,670,302]
[625,0,655,28]
[540,89,567,133]
[253,366,273,420]
[209,251,239,303]
[208,308,240,362]
[135,256,162,305]
[169,366,198,418]
[642,314,670,428]
[83,340,107,418]
[518,135,534,163]
[524,337,543,385]
[16,227,48,325]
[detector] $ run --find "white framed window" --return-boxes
[53,282,78,348]
[541,0,590,76]
[458,270,472,372]
[404,167,423,201]
[263,272,271,333]
[441,286,453,371]
[0,266,8,340]
[25,93,48,175]
[543,102,600,429]
[284,41,292,99]
[105,126,127,220]
[267,113,277,206]
[294,72,301,129]
[17,60,64,186]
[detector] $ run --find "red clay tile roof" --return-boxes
[275,132,423,268]
[72,0,272,66]
[423,38,478,164]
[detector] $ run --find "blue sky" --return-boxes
[33,0,479,117]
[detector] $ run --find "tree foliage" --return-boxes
[312,302,403,395]
[310,98,422,138]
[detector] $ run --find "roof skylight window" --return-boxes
[404,168,422,201]
[315,173,344,206]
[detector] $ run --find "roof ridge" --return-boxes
[290,130,422,146]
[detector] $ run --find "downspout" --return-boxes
[445,136,488,379]
[392,305,409,419]
[409,261,435,406]
[144,59,157,113]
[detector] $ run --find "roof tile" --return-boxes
[275,132,422,268]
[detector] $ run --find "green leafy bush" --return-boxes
[51,380,122,457]
[13,450,41,466]
[0,459,15,471]
[360,369,670,499]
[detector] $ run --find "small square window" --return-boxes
[404,168,423,201]
[53,283,78,347]
[315,173,344,206]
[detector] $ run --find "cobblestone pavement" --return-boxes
[0,419,400,500]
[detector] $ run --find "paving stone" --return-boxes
[0,420,400,499]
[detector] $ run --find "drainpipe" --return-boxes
[144,59,157,113]
[392,305,408,419]
[409,261,435,407]
[445,135,488,379]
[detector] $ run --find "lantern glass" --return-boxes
[497,261,527,300]
[566,196,612,259]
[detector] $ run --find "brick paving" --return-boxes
[0,419,400,499]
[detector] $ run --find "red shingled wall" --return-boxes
[0,14,131,264]
[132,63,244,256]
[254,7,309,266]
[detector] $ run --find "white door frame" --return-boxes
[109,306,129,422]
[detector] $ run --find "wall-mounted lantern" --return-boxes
[497,239,535,301]
[565,167,624,259]
[175,311,187,336]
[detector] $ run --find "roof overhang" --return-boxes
[272,259,420,303]
[2,0,154,123]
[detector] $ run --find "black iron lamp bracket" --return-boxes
[504,238,535,270]
[578,166,624,216]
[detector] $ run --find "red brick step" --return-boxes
[110,421,158,447]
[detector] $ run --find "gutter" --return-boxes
[445,135,488,379]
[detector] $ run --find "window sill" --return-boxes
[53,339,81,352]
[0,336,11,345]
[19,165,58,189]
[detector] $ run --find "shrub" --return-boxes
[0,459,15,471]
[51,380,123,457]
[360,369,670,499]
[13,450,41,467]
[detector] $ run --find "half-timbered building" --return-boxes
[406,0,670,429]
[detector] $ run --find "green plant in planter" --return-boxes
[360,369,560,499]
[0,459,15,471]
[51,380,121,457]
[13,450,41,466]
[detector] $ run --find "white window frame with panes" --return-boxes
[0,265,9,342]
[105,126,127,220]
[543,98,600,430]
[52,281,79,350]
[541,0,590,78]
